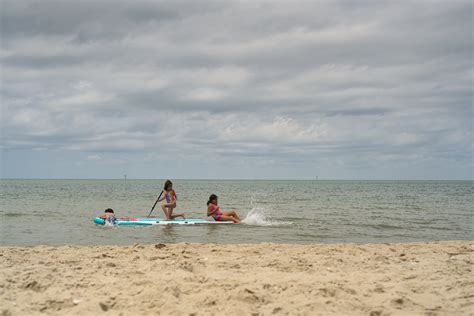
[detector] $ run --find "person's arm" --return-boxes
[171,190,177,206]
[207,205,216,217]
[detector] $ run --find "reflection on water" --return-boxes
[160,225,177,240]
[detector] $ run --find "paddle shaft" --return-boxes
[147,190,163,217]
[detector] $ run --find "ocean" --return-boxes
[0,179,472,246]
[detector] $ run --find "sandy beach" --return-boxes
[1,241,472,315]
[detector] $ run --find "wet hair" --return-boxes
[164,180,173,191]
[104,208,114,214]
[207,194,218,205]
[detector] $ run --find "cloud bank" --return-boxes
[1,0,472,179]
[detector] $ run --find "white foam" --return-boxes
[242,207,292,226]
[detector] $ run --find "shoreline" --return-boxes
[1,240,472,315]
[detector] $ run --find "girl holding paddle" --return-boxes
[159,180,185,220]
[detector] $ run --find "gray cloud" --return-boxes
[1,0,472,179]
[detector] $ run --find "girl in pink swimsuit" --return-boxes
[207,194,241,223]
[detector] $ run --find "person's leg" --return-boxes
[165,202,183,219]
[167,204,174,218]
[161,205,169,219]
[222,210,241,221]
[219,215,240,223]
[171,213,185,219]
[233,211,241,221]
[162,205,172,219]
[168,205,185,219]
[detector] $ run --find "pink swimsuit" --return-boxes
[210,204,223,221]
[160,190,176,206]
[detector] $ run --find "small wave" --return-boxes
[361,223,405,230]
[3,212,28,217]
[242,207,292,226]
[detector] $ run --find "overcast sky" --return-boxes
[1,0,472,180]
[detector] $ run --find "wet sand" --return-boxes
[1,241,472,315]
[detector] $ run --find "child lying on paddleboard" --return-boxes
[207,194,240,223]
[100,208,116,225]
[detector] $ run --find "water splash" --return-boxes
[242,207,292,226]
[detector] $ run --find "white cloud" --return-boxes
[182,88,227,101]
[86,154,101,161]
[218,116,325,144]
[0,0,471,179]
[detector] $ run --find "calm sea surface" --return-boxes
[0,179,472,246]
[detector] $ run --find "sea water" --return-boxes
[0,179,472,246]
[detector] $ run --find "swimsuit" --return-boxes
[106,214,116,225]
[161,190,176,206]
[211,204,223,221]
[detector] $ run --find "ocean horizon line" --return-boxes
[1,177,472,182]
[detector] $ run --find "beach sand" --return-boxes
[1,241,472,315]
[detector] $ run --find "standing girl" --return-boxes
[207,194,240,223]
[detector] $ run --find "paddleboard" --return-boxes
[93,217,233,226]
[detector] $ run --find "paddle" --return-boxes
[147,190,163,218]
